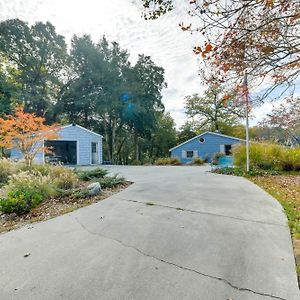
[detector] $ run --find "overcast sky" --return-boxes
[0,0,276,128]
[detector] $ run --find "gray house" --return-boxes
[170,131,243,164]
[10,124,103,165]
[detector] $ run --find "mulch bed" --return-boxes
[0,181,132,234]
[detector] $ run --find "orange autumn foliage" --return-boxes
[142,0,300,101]
[0,106,60,168]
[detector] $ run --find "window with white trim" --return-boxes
[186,151,194,158]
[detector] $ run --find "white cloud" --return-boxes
[0,0,276,128]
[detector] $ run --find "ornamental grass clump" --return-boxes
[49,166,79,190]
[193,157,205,165]
[0,171,55,215]
[233,142,300,172]
[280,148,300,172]
[0,159,15,186]
[155,157,181,165]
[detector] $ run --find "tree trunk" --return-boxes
[103,120,112,162]
[84,109,89,128]
[215,122,219,131]
[111,119,116,164]
[134,131,139,161]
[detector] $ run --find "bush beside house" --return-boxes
[155,157,181,165]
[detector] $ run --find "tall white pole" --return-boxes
[244,72,250,172]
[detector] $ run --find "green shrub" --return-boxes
[211,152,225,165]
[155,157,181,165]
[72,189,90,199]
[76,168,108,181]
[55,188,90,199]
[212,166,279,177]
[98,175,125,188]
[0,159,14,185]
[212,167,245,176]
[233,142,300,172]
[193,157,205,165]
[0,171,55,215]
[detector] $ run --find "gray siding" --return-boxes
[10,124,103,165]
[57,125,102,165]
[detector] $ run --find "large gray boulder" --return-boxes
[87,182,102,196]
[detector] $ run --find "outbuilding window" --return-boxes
[182,150,198,159]
[186,150,194,158]
[225,145,232,155]
[199,137,205,143]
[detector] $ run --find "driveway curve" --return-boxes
[0,166,299,300]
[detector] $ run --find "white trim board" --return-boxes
[169,131,245,152]
[90,140,100,165]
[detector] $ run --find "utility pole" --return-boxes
[243,72,250,172]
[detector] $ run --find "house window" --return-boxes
[225,145,232,155]
[186,151,194,158]
[199,137,205,143]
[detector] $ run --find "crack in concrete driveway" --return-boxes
[0,165,299,299]
[71,215,287,300]
[122,198,286,227]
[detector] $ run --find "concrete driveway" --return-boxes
[0,166,298,300]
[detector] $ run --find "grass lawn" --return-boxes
[250,175,300,279]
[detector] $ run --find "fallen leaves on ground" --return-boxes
[250,175,300,281]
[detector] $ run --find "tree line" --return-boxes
[0,19,177,164]
[1,15,298,166]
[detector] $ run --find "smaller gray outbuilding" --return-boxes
[10,124,103,165]
[170,131,244,164]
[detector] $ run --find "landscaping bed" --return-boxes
[0,181,131,234]
[0,161,131,234]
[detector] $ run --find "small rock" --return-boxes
[87,182,102,196]
[24,253,30,258]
